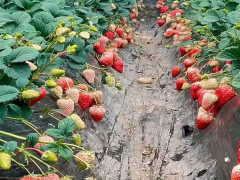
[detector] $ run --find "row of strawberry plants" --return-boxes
[0,0,143,179]
[156,0,240,179]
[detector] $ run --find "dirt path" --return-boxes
[77,4,216,180]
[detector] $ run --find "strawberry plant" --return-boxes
[155,0,240,178]
[0,0,143,179]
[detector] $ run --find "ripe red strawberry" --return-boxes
[231,164,240,180]
[165,28,174,37]
[57,77,74,91]
[89,105,106,122]
[212,65,220,73]
[99,52,113,66]
[215,85,236,108]
[179,47,187,56]
[184,58,197,70]
[34,135,54,149]
[57,98,74,115]
[205,105,218,117]
[226,60,232,64]
[170,9,183,17]
[184,36,192,41]
[157,19,166,27]
[171,66,181,77]
[78,92,93,111]
[116,28,124,38]
[202,92,218,109]
[77,84,88,91]
[188,72,201,83]
[83,69,95,84]
[99,36,108,48]
[94,42,105,54]
[176,78,187,91]
[105,31,115,40]
[114,38,124,48]
[130,13,137,19]
[29,87,47,106]
[126,36,132,43]
[113,60,124,73]
[106,50,118,60]
[66,88,79,103]
[238,148,240,164]
[188,48,202,58]
[160,5,169,13]
[197,112,214,129]
[190,82,201,100]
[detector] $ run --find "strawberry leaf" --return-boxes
[26,133,39,148]
[231,72,240,88]
[8,47,39,63]
[217,46,240,61]
[59,147,73,161]
[58,118,76,134]
[0,85,19,103]
[1,141,17,154]
[44,129,64,139]
[41,143,59,152]
[0,104,8,123]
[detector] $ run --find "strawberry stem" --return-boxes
[50,110,68,117]
[30,157,45,174]
[25,148,44,155]
[11,158,31,175]
[37,78,46,83]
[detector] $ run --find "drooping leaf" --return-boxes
[44,129,64,139]
[16,78,29,89]
[216,46,240,61]
[8,104,22,114]
[26,133,39,147]
[1,141,18,154]
[58,118,76,134]
[59,147,73,161]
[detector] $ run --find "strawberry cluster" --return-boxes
[156,0,237,130]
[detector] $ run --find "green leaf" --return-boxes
[58,118,76,134]
[225,11,240,24]
[9,47,39,63]
[33,11,55,25]
[218,38,231,50]
[67,50,88,64]
[0,46,12,57]
[216,46,240,61]
[4,63,31,79]
[16,78,29,89]
[26,133,39,147]
[231,72,240,88]
[7,101,32,120]
[8,104,22,114]
[11,11,31,25]
[59,147,73,161]
[41,143,59,152]
[175,40,193,47]
[0,104,8,123]
[13,0,41,13]
[84,44,93,53]
[66,59,86,70]
[45,129,64,139]
[0,39,16,48]
[203,9,221,22]
[1,141,17,153]
[0,85,19,103]
[65,37,85,51]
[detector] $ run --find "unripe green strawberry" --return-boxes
[210,61,219,67]
[51,86,63,98]
[72,134,82,146]
[115,82,123,90]
[56,27,70,36]
[201,74,210,80]
[69,114,85,130]
[61,176,72,180]
[46,79,57,88]
[0,152,11,170]
[22,90,40,101]
[105,75,115,87]
[182,83,190,90]
[79,31,90,39]
[51,68,65,77]
[75,151,95,170]
[90,26,98,32]
[57,36,66,43]
[41,150,58,163]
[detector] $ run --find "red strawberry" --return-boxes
[94,42,105,54]
[184,58,197,70]
[34,135,54,149]
[188,48,202,58]
[57,98,74,115]
[160,5,169,13]
[205,105,218,117]
[215,85,236,108]
[190,82,201,100]
[77,84,88,91]
[89,105,106,122]
[157,19,166,27]
[197,112,214,129]
[105,31,115,40]
[57,77,74,91]
[29,87,47,106]
[99,36,108,48]
[126,36,132,43]
[165,28,174,37]
[130,13,137,19]
[170,9,183,17]
[212,66,220,73]
[99,52,114,66]
[171,66,181,77]
[184,36,192,41]
[226,61,232,64]
[83,69,95,84]
[238,148,240,164]
[114,38,124,48]
[188,72,201,83]
[113,60,124,73]
[176,78,187,91]
[202,92,218,109]
[66,88,79,103]
[231,164,240,180]
[179,47,187,56]
[116,28,124,38]
[78,92,93,111]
